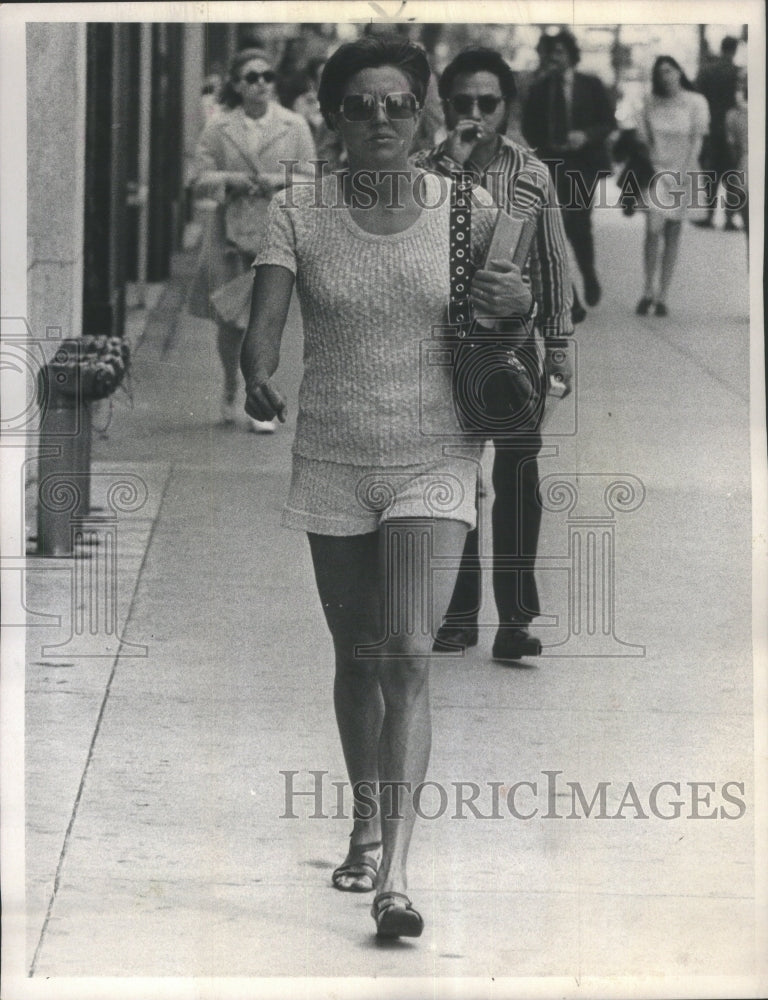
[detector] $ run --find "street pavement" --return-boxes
[13,200,764,994]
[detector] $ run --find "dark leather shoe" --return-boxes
[492,626,542,662]
[432,624,478,652]
[584,274,601,307]
[635,296,653,316]
[571,301,587,324]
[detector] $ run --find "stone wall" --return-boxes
[26,22,86,362]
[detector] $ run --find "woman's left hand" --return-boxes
[470,259,533,318]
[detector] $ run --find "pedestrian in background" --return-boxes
[521,29,615,322]
[200,68,223,124]
[240,33,529,939]
[694,35,741,231]
[281,58,346,170]
[191,47,316,432]
[634,56,709,317]
[725,67,748,238]
[414,46,573,663]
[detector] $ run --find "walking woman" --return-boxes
[192,48,316,431]
[635,56,709,317]
[240,34,532,938]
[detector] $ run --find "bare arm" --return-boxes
[241,264,295,422]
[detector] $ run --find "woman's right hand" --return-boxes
[245,376,287,423]
[225,171,259,197]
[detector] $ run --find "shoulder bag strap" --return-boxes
[448,173,475,337]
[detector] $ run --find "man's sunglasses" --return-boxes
[448,94,504,115]
[241,70,276,85]
[339,92,420,122]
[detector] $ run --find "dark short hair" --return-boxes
[280,71,314,110]
[437,46,516,102]
[550,30,580,66]
[219,48,273,108]
[651,55,695,96]
[536,33,554,59]
[317,34,431,128]
[721,35,739,55]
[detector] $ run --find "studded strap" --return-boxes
[448,173,474,338]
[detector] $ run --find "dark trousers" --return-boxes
[552,168,598,286]
[561,204,597,284]
[444,429,543,627]
[702,138,738,222]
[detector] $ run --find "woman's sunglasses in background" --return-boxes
[241,70,276,85]
[339,92,420,122]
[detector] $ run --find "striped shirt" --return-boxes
[413,136,574,340]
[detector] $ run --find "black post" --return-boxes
[82,23,131,338]
[147,23,184,281]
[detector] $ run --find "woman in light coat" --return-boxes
[192,47,316,431]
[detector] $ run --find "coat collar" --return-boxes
[223,103,292,144]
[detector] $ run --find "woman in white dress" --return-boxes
[635,56,709,317]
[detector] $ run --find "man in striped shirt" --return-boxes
[414,46,574,663]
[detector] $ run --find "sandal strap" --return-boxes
[373,891,412,910]
[333,860,378,880]
[350,840,382,853]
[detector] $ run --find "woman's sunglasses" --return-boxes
[448,94,504,116]
[339,92,420,122]
[241,70,276,85]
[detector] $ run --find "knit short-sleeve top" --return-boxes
[254,170,496,467]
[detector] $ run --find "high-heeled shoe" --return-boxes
[371,891,424,938]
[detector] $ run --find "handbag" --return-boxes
[186,201,230,320]
[447,176,543,436]
[209,269,255,330]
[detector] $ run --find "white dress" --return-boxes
[638,89,709,220]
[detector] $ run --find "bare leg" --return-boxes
[657,219,683,305]
[309,518,467,906]
[308,532,385,884]
[217,322,243,401]
[374,518,467,898]
[642,213,662,299]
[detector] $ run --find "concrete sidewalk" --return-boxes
[17,208,764,992]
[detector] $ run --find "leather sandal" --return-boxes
[371,891,424,939]
[331,840,382,893]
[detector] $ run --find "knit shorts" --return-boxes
[282,453,480,536]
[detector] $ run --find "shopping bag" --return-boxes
[186,202,230,320]
[209,270,255,331]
